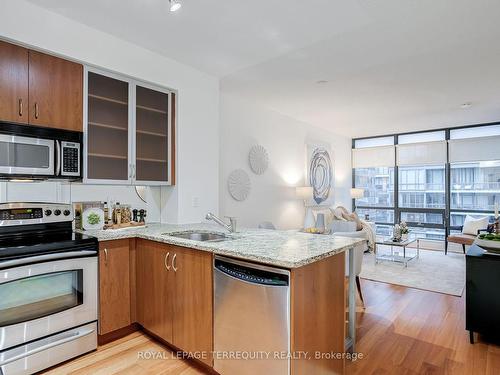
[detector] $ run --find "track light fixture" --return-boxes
[169,0,182,12]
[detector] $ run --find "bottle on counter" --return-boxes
[113,202,122,225]
[103,202,109,225]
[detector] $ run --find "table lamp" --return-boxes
[350,188,365,199]
[296,186,315,229]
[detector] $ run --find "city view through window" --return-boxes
[353,126,500,241]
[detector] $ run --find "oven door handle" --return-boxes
[55,140,61,176]
[0,250,97,269]
[0,327,95,366]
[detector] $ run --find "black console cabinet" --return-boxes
[466,245,500,344]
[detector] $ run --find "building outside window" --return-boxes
[450,161,500,227]
[353,124,500,245]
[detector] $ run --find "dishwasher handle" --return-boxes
[215,259,289,286]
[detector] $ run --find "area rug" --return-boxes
[360,247,465,296]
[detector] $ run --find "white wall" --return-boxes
[0,0,219,224]
[220,94,352,230]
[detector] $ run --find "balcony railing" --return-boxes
[450,182,500,190]
[399,183,444,191]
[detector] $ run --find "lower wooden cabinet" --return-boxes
[172,245,213,364]
[98,239,131,335]
[136,240,174,342]
[136,240,213,366]
[98,239,213,366]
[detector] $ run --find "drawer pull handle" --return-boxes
[172,253,178,272]
[19,98,23,116]
[34,102,39,119]
[164,252,171,271]
[104,248,108,263]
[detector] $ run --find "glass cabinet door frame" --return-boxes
[83,66,175,186]
[131,80,173,186]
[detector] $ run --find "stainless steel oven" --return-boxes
[0,122,82,180]
[0,203,98,375]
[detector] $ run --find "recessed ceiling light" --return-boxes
[169,0,182,12]
[316,80,328,84]
[460,102,472,109]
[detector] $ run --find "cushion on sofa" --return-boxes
[341,211,363,231]
[462,215,488,235]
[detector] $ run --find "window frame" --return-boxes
[352,122,500,241]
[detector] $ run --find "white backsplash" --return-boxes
[0,181,162,222]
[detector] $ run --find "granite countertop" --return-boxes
[78,223,365,268]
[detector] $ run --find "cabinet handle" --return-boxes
[18,99,23,116]
[104,248,108,263]
[164,252,171,271]
[34,103,39,119]
[172,253,178,272]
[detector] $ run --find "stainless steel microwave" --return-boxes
[0,123,82,180]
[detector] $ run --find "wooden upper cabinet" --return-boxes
[0,41,29,123]
[98,240,131,335]
[28,50,83,131]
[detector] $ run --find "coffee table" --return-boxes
[375,237,420,267]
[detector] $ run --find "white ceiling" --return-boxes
[28,0,500,137]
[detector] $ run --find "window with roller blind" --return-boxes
[448,126,500,230]
[352,137,396,235]
[353,124,500,243]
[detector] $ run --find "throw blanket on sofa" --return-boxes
[360,218,376,251]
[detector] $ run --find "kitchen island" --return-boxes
[82,223,365,375]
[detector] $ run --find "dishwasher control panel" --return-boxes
[215,259,289,286]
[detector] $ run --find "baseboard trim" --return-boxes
[98,323,140,345]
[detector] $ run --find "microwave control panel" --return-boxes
[61,141,81,177]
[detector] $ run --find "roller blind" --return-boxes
[352,146,395,168]
[449,136,500,163]
[396,141,447,166]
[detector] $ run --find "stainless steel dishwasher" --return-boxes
[214,255,290,375]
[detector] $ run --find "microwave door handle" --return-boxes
[55,140,61,176]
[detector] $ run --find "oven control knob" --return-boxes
[54,209,62,216]
[44,209,52,216]
[63,210,71,216]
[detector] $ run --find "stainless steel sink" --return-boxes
[165,231,230,242]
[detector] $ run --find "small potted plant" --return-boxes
[400,221,409,240]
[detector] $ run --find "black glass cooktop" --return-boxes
[0,222,97,262]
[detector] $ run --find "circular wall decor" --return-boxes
[248,144,269,175]
[228,169,251,201]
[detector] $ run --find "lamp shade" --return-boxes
[296,186,313,200]
[350,188,365,199]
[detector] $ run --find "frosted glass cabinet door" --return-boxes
[135,85,170,183]
[87,72,130,181]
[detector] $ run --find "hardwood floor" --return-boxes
[346,280,500,375]
[42,331,206,375]
[43,280,500,375]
